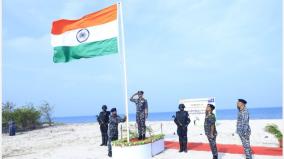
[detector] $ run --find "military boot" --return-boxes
[138,135,142,140]
[179,142,183,152]
[183,141,188,153]
[108,151,112,157]
[100,135,104,146]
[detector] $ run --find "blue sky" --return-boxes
[3,0,282,117]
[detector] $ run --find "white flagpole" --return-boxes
[117,2,130,142]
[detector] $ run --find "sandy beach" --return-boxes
[2,119,283,159]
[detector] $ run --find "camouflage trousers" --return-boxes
[239,134,252,159]
[136,112,146,136]
[108,135,118,154]
[206,135,218,157]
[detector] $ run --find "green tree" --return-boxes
[13,104,41,131]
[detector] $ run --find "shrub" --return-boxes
[265,124,283,140]
[13,105,41,131]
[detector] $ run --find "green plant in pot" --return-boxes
[265,124,283,148]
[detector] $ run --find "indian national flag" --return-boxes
[51,4,118,63]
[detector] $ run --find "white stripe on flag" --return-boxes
[51,20,118,47]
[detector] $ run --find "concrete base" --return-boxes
[112,139,165,159]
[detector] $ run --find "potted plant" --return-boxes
[265,124,283,148]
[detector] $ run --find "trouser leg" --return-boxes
[179,136,183,152]
[108,137,112,156]
[182,128,188,152]
[100,125,104,145]
[140,115,146,136]
[104,134,108,145]
[239,134,252,159]
[136,113,142,138]
[207,135,218,157]
[183,137,188,152]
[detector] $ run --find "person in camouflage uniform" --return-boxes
[236,99,252,159]
[130,91,148,140]
[204,104,218,159]
[97,105,110,146]
[174,104,190,153]
[107,108,126,157]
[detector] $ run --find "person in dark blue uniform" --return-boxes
[130,91,148,140]
[107,108,126,157]
[97,105,110,146]
[174,104,191,152]
[236,99,252,159]
[8,120,16,136]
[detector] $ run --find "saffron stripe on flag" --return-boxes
[51,4,117,35]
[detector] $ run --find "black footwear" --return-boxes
[183,141,188,152]
[179,142,183,152]
[108,151,112,157]
[142,134,146,140]
[100,143,104,146]
[213,156,218,159]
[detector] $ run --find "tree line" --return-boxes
[2,101,54,133]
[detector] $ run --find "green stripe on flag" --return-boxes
[53,37,118,63]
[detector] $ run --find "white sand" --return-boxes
[2,119,283,159]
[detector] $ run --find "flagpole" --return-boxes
[117,1,130,143]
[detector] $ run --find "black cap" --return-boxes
[207,104,215,110]
[110,108,117,112]
[138,91,144,95]
[238,99,247,105]
[178,104,185,109]
[102,105,107,109]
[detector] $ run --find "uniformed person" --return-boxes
[8,120,16,136]
[130,91,148,140]
[174,104,190,152]
[236,99,252,159]
[107,108,126,157]
[97,105,110,146]
[204,104,218,159]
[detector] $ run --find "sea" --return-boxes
[53,107,282,124]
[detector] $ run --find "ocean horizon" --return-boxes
[53,107,282,124]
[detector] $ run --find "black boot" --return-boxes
[213,155,218,159]
[179,142,183,152]
[138,135,142,140]
[108,151,112,157]
[183,141,188,153]
[142,134,146,140]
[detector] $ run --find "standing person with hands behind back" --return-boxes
[204,104,218,159]
[130,91,148,140]
[236,99,252,159]
[174,104,191,153]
